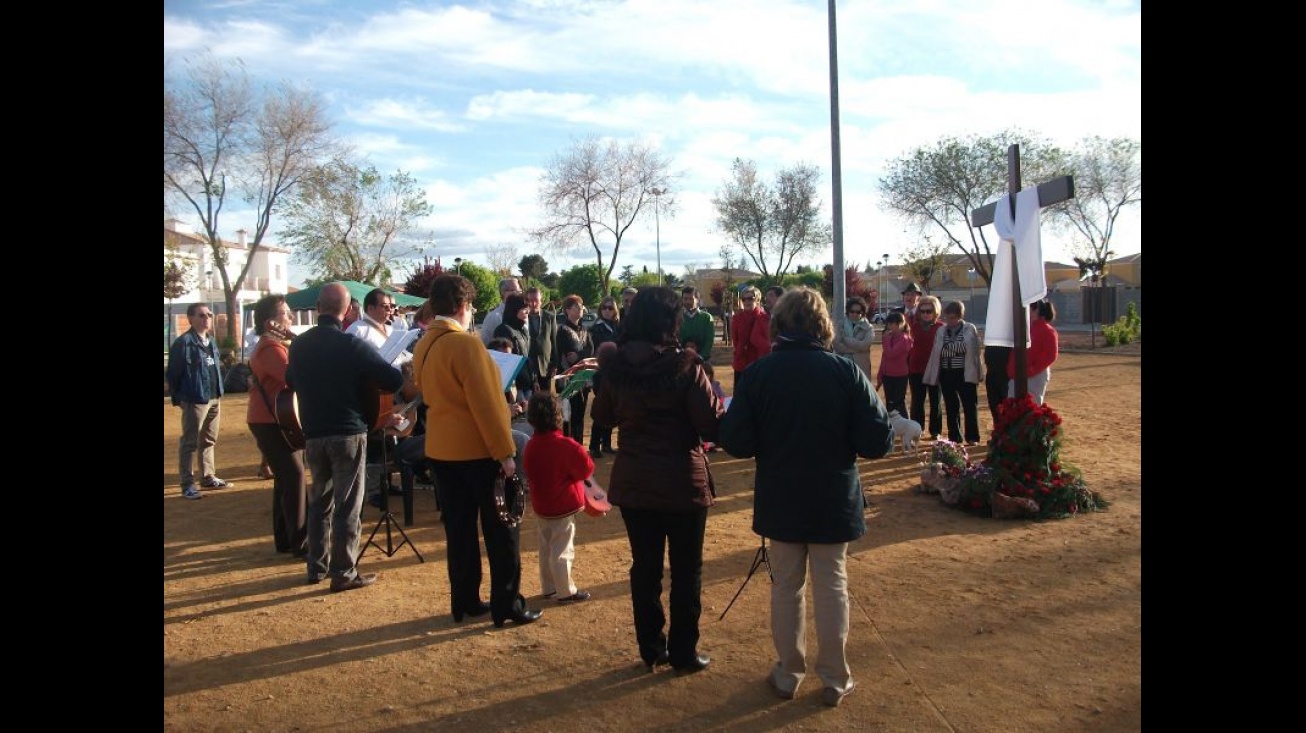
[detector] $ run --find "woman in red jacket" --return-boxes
[1007,299,1060,405]
[907,295,943,440]
[731,286,772,384]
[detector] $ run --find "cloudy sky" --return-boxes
[163,0,1141,287]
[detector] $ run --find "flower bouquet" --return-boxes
[918,440,968,501]
[926,395,1109,520]
[966,394,1107,520]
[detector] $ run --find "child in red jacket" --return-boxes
[522,392,594,603]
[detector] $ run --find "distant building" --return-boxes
[163,218,296,351]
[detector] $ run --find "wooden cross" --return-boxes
[970,145,1074,399]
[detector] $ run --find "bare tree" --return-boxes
[712,158,831,280]
[164,52,335,340]
[278,158,433,285]
[878,130,1063,287]
[1051,136,1141,278]
[530,135,675,298]
[484,242,520,277]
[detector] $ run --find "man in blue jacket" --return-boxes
[167,304,231,500]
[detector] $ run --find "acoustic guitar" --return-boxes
[274,388,307,450]
[362,378,419,439]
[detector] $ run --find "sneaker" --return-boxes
[182,485,203,500]
[200,476,232,489]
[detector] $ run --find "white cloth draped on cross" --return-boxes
[984,187,1048,348]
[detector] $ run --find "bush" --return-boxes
[1101,302,1141,346]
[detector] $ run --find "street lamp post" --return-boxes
[967,267,976,304]
[454,257,462,276]
[650,187,665,286]
[879,253,889,314]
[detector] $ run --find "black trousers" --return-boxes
[909,372,942,437]
[250,422,307,554]
[983,345,1012,424]
[431,458,527,621]
[938,368,981,443]
[564,389,588,447]
[882,375,909,418]
[619,505,708,667]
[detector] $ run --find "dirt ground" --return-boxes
[163,333,1141,732]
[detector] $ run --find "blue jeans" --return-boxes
[303,433,369,582]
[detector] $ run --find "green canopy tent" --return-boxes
[284,280,425,312]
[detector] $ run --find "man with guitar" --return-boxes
[287,282,405,593]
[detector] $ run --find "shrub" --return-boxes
[1101,302,1141,346]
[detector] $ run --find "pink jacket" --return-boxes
[876,329,912,382]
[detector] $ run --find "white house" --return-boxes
[163,218,296,352]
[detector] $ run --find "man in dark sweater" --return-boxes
[287,282,404,593]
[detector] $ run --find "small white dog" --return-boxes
[887,410,923,454]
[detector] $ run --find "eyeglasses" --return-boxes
[741,297,755,302]
[602,306,615,311]
[918,308,935,314]
[847,310,864,315]
[194,313,213,318]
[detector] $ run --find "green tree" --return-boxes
[453,261,502,316]
[279,158,433,284]
[712,158,831,280]
[877,129,1063,287]
[164,52,336,340]
[1052,136,1141,281]
[530,135,676,299]
[518,254,549,287]
[556,263,607,306]
[619,264,636,286]
[629,271,661,288]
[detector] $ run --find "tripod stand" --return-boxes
[719,536,772,620]
[361,433,424,562]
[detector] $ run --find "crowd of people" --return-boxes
[168,273,1058,704]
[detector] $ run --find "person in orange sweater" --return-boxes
[246,294,306,557]
[522,392,595,604]
[731,285,772,384]
[1007,299,1060,405]
[413,274,542,628]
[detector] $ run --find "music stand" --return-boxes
[360,432,424,563]
[719,536,772,620]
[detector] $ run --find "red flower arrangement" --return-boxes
[936,395,1108,519]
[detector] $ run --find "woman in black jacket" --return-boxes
[591,287,724,675]
[718,286,892,707]
[493,293,535,397]
[586,295,621,457]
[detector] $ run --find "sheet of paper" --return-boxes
[488,349,527,393]
[380,328,421,366]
